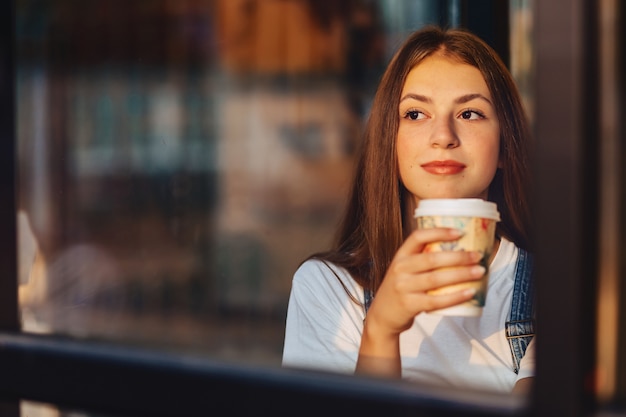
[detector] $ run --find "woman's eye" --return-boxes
[404,110,424,120]
[460,110,484,120]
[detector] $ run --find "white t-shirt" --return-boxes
[282,238,535,393]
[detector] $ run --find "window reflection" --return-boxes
[16,0,531,370]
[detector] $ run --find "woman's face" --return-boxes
[396,53,500,206]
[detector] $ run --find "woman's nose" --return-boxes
[430,118,460,149]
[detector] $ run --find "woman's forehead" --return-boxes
[401,55,489,98]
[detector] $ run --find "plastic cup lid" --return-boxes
[414,198,501,221]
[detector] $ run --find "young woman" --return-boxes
[282,26,534,394]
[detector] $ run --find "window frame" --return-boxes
[0,0,613,416]
[0,332,525,417]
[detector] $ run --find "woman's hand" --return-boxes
[369,227,484,334]
[356,227,484,377]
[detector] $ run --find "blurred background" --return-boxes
[15,0,533,369]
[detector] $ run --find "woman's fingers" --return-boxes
[392,260,484,293]
[394,227,462,259]
[398,249,482,273]
[417,287,477,313]
[389,227,484,292]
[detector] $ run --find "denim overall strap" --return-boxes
[505,248,536,374]
[364,288,373,314]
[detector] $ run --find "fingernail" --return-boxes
[471,251,483,261]
[471,265,486,276]
[449,228,464,237]
[463,288,477,297]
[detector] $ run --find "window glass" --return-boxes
[16,0,529,370]
[509,0,534,120]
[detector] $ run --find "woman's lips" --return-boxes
[421,160,466,175]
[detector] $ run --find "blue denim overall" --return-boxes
[363,248,535,374]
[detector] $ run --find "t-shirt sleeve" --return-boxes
[515,337,536,382]
[282,260,365,374]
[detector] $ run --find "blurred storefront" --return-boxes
[16,0,477,363]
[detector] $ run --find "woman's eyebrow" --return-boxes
[455,93,493,105]
[399,93,493,106]
[399,93,431,103]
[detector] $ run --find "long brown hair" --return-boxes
[311,26,533,294]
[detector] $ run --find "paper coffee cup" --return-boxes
[414,199,500,316]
